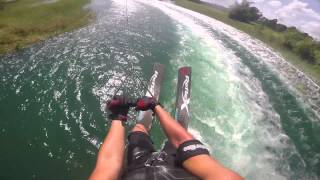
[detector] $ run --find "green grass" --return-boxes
[175,0,320,84]
[0,0,92,54]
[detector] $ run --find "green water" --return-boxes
[0,0,319,179]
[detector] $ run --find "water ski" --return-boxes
[161,66,192,159]
[175,66,192,129]
[137,63,165,130]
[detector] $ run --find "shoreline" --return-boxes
[0,0,93,55]
[168,0,320,129]
[174,0,320,85]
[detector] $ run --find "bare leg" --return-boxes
[136,110,153,132]
[126,122,156,169]
[154,105,193,148]
[131,123,149,134]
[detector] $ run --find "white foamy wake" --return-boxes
[152,0,320,120]
[135,0,318,179]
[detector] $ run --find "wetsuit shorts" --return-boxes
[123,131,209,180]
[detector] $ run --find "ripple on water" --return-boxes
[1,0,319,179]
[141,0,319,179]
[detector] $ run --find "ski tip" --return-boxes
[176,66,192,129]
[154,63,165,70]
[179,66,191,76]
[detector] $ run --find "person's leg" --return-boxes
[131,123,149,134]
[126,124,155,171]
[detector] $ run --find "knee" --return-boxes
[131,124,149,134]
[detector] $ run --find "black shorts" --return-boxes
[126,131,176,171]
[126,131,209,170]
[124,131,208,180]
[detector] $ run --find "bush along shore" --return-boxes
[0,0,92,54]
[175,0,320,84]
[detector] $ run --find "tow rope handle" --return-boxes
[107,97,158,109]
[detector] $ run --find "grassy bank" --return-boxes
[0,0,92,54]
[175,0,320,84]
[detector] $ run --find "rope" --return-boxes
[112,0,155,99]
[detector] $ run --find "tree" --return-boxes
[229,0,262,23]
[258,18,287,32]
[294,40,316,63]
[283,27,305,49]
[275,24,287,32]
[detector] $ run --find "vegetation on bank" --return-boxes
[175,0,320,83]
[0,0,92,54]
[229,1,320,64]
